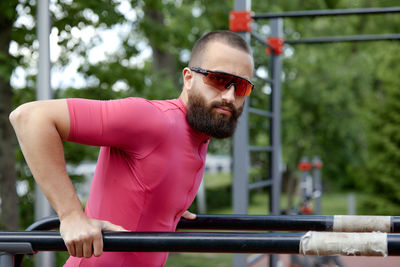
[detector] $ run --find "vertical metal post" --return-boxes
[312,157,322,215]
[348,193,356,215]
[36,0,54,266]
[269,17,283,267]
[197,179,207,214]
[269,17,283,216]
[0,253,14,267]
[232,1,251,266]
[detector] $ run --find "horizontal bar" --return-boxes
[0,231,301,254]
[249,107,273,117]
[249,146,272,152]
[254,75,273,84]
[251,32,271,48]
[180,215,400,232]
[285,34,400,44]
[1,231,400,256]
[248,180,272,190]
[26,215,400,233]
[253,7,400,19]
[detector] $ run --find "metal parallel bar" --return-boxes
[251,32,272,48]
[249,146,272,152]
[248,180,272,190]
[26,215,400,233]
[0,231,302,254]
[2,231,400,256]
[249,107,273,117]
[254,74,273,84]
[253,6,400,19]
[285,34,400,44]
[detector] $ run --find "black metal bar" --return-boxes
[392,217,400,233]
[285,34,400,44]
[249,146,273,152]
[248,180,272,190]
[249,107,273,117]
[0,231,301,254]
[388,234,400,256]
[254,75,273,84]
[251,32,272,48]
[179,215,332,231]
[27,215,400,233]
[2,231,400,256]
[25,217,60,231]
[253,7,400,19]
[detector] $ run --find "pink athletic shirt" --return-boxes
[64,97,209,267]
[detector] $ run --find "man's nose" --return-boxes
[221,84,236,104]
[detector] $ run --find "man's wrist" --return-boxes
[58,207,85,221]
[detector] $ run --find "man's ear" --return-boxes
[182,67,194,91]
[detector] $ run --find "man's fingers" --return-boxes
[101,221,128,232]
[82,239,93,258]
[182,210,196,220]
[74,240,83,258]
[92,232,103,257]
[65,241,76,257]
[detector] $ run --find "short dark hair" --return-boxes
[189,30,252,67]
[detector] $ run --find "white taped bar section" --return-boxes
[333,215,391,232]
[300,231,388,256]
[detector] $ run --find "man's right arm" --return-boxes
[9,99,126,258]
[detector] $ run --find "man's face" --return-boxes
[185,41,254,138]
[186,89,243,138]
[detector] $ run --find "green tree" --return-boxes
[3,0,234,231]
[0,0,19,231]
[360,43,400,214]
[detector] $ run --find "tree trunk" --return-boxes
[0,3,19,231]
[143,2,179,88]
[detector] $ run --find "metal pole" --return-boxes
[285,34,400,44]
[36,0,54,266]
[269,17,283,267]
[196,179,207,214]
[2,231,400,256]
[25,214,400,233]
[0,253,13,267]
[252,6,400,19]
[312,157,322,215]
[232,0,251,265]
[269,18,283,216]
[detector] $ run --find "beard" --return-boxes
[186,90,243,139]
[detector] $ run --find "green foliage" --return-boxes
[359,43,400,215]
[3,0,400,251]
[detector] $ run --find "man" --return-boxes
[10,30,254,266]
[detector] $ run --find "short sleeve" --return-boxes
[67,97,168,158]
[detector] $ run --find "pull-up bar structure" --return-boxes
[3,214,400,267]
[231,2,400,266]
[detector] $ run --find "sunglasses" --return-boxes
[190,67,254,97]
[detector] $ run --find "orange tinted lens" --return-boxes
[203,72,233,91]
[235,78,253,97]
[203,71,253,97]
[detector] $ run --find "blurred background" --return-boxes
[0,0,400,266]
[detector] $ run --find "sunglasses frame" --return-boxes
[189,67,254,97]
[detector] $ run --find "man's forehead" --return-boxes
[201,41,253,78]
